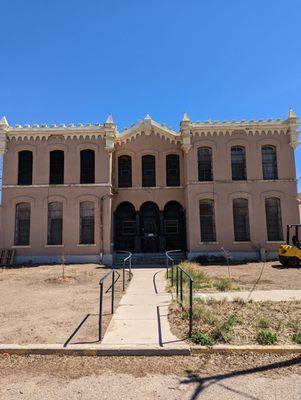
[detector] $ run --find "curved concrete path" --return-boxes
[196,289,301,302]
[102,268,188,349]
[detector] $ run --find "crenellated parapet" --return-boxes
[0,116,8,154]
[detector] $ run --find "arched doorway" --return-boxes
[164,201,186,251]
[114,202,136,252]
[140,202,160,252]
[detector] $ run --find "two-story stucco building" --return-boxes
[0,110,299,265]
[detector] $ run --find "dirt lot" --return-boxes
[198,261,301,291]
[0,264,128,344]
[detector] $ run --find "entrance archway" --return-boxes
[114,202,136,252]
[164,201,186,251]
[140,202,160,252]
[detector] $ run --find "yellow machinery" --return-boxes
[278,224,301,267]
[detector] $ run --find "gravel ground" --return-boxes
[0,354,300,399]
[0,264,127,344]
[198,261,301,291]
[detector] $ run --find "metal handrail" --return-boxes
[116,251,133,290]
[98,270,116,341]
[166,249,181,283]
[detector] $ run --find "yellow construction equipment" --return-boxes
[278,224,301,267]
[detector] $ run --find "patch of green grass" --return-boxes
[214,278,232,292]
[292,332,301,345]
[257,318,269,329]
[212,315,239,343]
[191,331,214,346]
[256,329,277,345]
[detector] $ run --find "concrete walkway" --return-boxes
[196,289,301,302]
[102,268,188,349]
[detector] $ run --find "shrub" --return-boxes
[292,332,301,345]
[212,315,238,343]
[256,329,277,345]
[214,278,232,292]
[191,331,214,346]
[257,318,269,329]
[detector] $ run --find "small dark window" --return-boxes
[265,197,283,241]
[166,154,180,186]
[121,220,136,236]
[18,151,33,185]
[49,150,64,184]
[118,155,132,187]
[233,198,250,241]
[164,220,179,235]
[14,203,31,245]
[80,202,95,244]
[47,202,63,245]
[199,199,216,242]
[262,145,278,180]
[198,147,213,181]
[80,149,95,184]
[231,146,247,180]
[142,155,156,187]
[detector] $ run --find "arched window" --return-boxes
[199,199,216,242]
[142,155,156,187]
[231,146,247,180]
[80,149,95,184]
[166,154,180,186]
[80,202,95,244]
[49,150,64,184]
[198,147,213,181]
[114,202,136,252]
[262,145,278,180]
[265,197,283,241]
[14,203,31,245]
[47,202,63,245]
[18,151,33,185]
[118,155,132,187]
[233,198,250,241]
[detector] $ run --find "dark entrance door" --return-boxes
[164,201,186,251]
[140,202,160,252]
[114,202,136,252]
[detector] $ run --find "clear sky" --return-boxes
[0,0,300,189]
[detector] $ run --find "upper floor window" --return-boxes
[80,201,95,244]
[80,149,95,184]
[118,155,132,188]
[199,199,216,242]
[18,151,33,185]
[231,146,247,180]
[233,198,250,241]
[49,150,64,185]
[166,154,180,186]
[47,202,63,245]
[262,145,278,180]
[14,202,31,245]
[142,155,156,187]
[265,197,283,241]
[198,147,213,181]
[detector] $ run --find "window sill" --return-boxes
[233,241,251,244]
[199,242,219,245]
[11,245,31,248]
[77,244,96,247]
[44,245,64,248]
[266,241,284,244]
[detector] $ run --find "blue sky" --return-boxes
[0,0,300,189]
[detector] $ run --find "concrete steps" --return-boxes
[113,252,186,268]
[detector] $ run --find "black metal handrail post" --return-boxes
[166,250,181,285]
[175,265,194,337]
[98,280,104,341]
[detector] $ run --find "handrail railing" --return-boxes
[166,249,181,285]
[115,251,133,290]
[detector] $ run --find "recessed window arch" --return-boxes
[262,145,278,180]
[142,155,156,187]
[118,155,132,187]
[18,150,33,185]
[198,147,213,181]
[49,150,64,184]
[80,201,95,244]
[166,154,180,186]
[233,198,250,241]
[47,202,63,245]
[199,199,216,242]
[14,202,31,245]
[231,146,247,180]
[80,149,95,184]
[265,197,283,241]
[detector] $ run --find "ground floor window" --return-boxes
[47,202,63,245]
[199,199,216,242]
[265,197,283,241]
[14,203,31,245]
[233,198,250,241]
[80,202,95,244]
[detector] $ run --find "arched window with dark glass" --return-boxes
[118,155,132,187]
[199,199,216,242]
[80,149,95,184]
[142,155,156,187]
[80,201,95,244]
[166,154,180,186]
[233,198,250,241]
[198,147,213,181]
[47,202,63,245]
[231,146,247,180]
[49,150,64,184]
[265,197,283,241]
[262,145,278,180]
[18,151,33,185]
[14,203,31,245]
